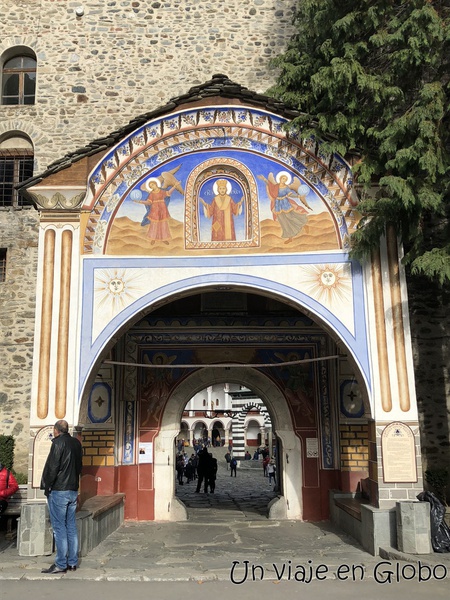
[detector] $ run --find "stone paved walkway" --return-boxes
[175,451,277,521]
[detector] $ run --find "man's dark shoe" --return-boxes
[41,563,67,574]
[67,565,77,571]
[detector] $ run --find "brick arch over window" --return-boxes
[1,46,36,105]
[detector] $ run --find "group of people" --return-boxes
[175,446,218,493]
[260,445,277,486]
[195,447,218,493]
[177,437,224,455]
[176,452,198,485]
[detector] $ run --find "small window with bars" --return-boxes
[0,249,6,282]
[0,147,34,207]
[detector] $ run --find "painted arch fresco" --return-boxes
[83,105,359,256]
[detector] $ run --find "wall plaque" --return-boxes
[32,425,55,488]
[306,438,319,458]
[381,422,417,483]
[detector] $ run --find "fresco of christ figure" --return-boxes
[199,179,244,242]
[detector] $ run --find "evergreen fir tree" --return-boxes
[271,0,450,285]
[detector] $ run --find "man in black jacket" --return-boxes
[40,420,83,574]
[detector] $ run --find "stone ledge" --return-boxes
[76,494,125,557]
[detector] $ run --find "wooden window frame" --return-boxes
[2,55,36,105]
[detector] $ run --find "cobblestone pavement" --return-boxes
[175,453,278,521]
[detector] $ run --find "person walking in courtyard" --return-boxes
[40,420,83,574]
[176,454,185,485]
[195,447,210,493]
[206,452,218,493]
[263,454,270,477]
[224,451,231,470]
[230,456,237,477]
[267,458,276,487]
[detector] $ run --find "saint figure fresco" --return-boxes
[133,166,184,245]
[199,179,244,241]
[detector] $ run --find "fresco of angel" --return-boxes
[133,165,184,245]
[258,171,313,244]
[274,351,316,424]
[140,352,177,427]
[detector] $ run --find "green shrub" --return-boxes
[425,468,449,506]
[12,471,28,485]
[0,435,15,470]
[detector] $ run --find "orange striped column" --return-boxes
[55,229,73,419]
[371,249,392,412]
[37,229,56,419]
[386,225,410,412]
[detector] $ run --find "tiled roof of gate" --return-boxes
[19,74,302,189]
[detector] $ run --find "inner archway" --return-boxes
[78,287,372,523]
[154,366,302,521]
[173,383,278,520]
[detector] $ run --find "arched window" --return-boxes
[2,54,36,105]
[0,134,34,207]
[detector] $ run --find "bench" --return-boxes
[76,493,125,556]
[334,496,369,521]
[2,485,27,539]
[80,493,124,518]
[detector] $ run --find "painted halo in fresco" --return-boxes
[276,171,292,184]
[212,179,232,195]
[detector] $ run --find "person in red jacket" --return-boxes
[0,461,19,514]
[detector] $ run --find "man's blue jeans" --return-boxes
[47,490,78,569]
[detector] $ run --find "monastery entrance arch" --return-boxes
[21,77,423,552]
[75,279,373,523]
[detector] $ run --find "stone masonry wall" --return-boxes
[407,275,450,501]
[0,0,296,172]
[0,208,39,474]
[0,0,296,474]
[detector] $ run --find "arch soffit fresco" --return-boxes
[80,104,361,255]
[80,272,370,396]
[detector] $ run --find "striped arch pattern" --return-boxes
[231,399,271,460]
